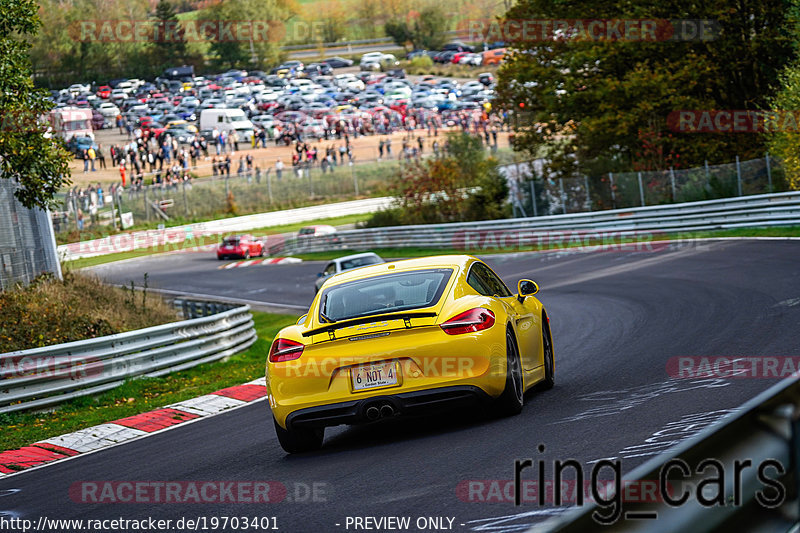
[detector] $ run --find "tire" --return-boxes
[243,250,250,260]
[494,328,523,416]
[258,246,265,258]
[540,312,555,390]
[273,417,324,454]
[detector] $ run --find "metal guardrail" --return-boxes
[0,299,256,414]
[534,373,800,532]
[278,191,800,254]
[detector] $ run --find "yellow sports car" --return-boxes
[265,255,555,453]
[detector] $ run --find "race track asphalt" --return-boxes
[3,239,799,532]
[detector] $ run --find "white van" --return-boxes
[49,107,94,141]
[199,108,255,141]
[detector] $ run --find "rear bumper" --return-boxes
[284,385,492,430]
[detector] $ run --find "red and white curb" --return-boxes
[0,377,268,477]
[218,257,302,270]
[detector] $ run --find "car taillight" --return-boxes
[440,308,495,335]
[269,338,304,362]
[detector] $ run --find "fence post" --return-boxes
[704,159,710,182]
[267,168,273,204]
[144,186,150,222]
[766,152,773,193]
[115,187,124,228]
[583,175,591,211]
[530,180,537,217]
[559,178,566,214]
[608,172,616,209]
[736,155,743,196]
[669,167,676,202]
[350,161,358,196]
[637,172,645,206]
[182,180,189,216]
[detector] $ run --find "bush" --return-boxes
[410,55,434,69]
[0,272,176,352]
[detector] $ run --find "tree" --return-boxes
[497,0,798,180]
[207,0,288,70]
[315,1,347,44]
[385,5,448,51]
[366,132,509,226]
[766,61,800,190]
[0,0,71,209]
[151,0,187,68]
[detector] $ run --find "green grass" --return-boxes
[0,311,297,452]
[64,213,371,269]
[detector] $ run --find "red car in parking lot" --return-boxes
[216,235,264,260]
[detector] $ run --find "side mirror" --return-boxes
[517,279,539,302]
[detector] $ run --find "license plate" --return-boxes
[351,361,398,391]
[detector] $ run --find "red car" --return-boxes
[96,85,112,98]
[216,235,264,260]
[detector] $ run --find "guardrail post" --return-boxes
[559,178,566,214]
[766,152,773,193]
[637,172,645,206]
[670,167,676,202]
[736,155,743,196]
[608,172,616,209]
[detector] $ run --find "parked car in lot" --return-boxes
[482,48,506,66]
[216,234,264,260]
[65,135,99,156]
[323,57,354,68]
[315,252,385,293]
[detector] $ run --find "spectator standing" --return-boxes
[275,158,284,180]
[97,145,106,169]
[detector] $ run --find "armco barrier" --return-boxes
[279,191,800,254]
[533,373,800,532]
[0,300,255,414]
[58,196,393,261]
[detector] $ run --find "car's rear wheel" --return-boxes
[540,312,555,390]
[494,328,523,416]
[243,250,250,259]
[273,418,324,454]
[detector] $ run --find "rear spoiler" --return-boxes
[302,311,438,339]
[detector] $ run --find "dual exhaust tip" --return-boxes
[365,403,396,421]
